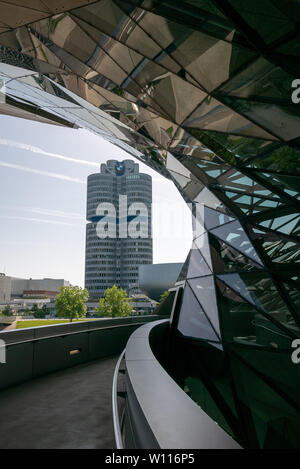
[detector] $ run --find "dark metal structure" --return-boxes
[0,0,299,448]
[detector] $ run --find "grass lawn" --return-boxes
[16,318,98,329]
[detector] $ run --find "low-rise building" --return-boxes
[0,298,51,315]
[0,275,71,314]
[23,290,59,299]
[131,294,157,315]
[11,277,70,299]
[0,273,12,302]
[86,294,156,317]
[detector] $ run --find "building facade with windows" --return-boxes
[0,275,70,302]
[85,160,152,298]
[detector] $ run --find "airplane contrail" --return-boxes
[25,207,83,220]
[0,137,99,167]
[1,215,79,226]
[0,161,86,184]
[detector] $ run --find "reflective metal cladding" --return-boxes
[0,0,299,448]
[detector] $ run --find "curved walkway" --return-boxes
[0,356,117,449]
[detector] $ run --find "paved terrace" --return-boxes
[0,356,117,449]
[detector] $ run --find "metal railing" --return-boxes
[0,315,163,344]
[112,349,126,449]
[119,320,242,449]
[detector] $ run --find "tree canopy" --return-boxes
[32,304,48,318]
[2,305,13,316]
[95,285,133,318]
[159,290,170,304]
[55,286,89,322]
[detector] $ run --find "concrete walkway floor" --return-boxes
[0,356,118,449]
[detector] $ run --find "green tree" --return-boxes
[55,286,89,322]
[154,290,174,316]
[95,285,133,318]
[159,290,170,304]
[2,305,13,316]
[32,304,40,317]
[32,304,48,318]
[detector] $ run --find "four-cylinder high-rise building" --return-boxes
[85,160,152,299]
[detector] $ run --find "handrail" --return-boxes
[0,315,168,346]
[3,322,150,347]
[124,320,241,449]
[112,349,126,449]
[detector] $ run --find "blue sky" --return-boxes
[0,115,192,287]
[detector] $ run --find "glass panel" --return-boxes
[187,244,212,278]
[221,95,300,141]
[134,71,206,124]
[259,213,300,238]
[0,1,50,28]
[183,97,276,140]
[284,282,300,317]
[194,232,212,269]
[222,190,283,216]
[203,206,235,230]
[233,346,300,419]
[254,171,300,200]
[178,283,220,342]
[72,1,161,59]
[249,225,300,264]
[188,128,271,166]
[217,168,280,198]
[217,272,300,333]
[216,279,294,348]
[196,158,231,178]
[219,57,294,101]
[211,220,263,265]
[229,0,296,44]
[184,375,235,439]
[170,31,255,92]
[177,251,191,282]
[230,354,300,449]
[188,276,221,337]
[194,187,230,215]
[169,129,217,159]
[210,235,263,273]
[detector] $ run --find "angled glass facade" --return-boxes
[0,0,299,448]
